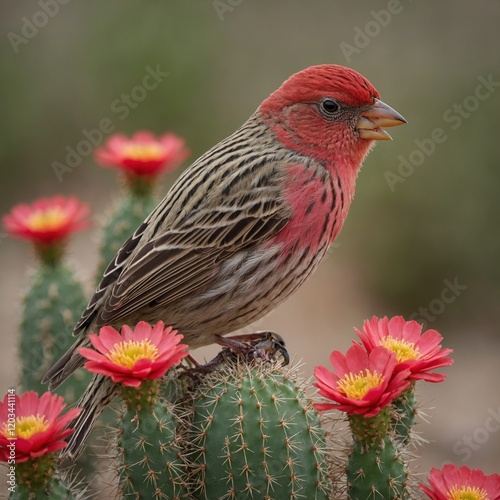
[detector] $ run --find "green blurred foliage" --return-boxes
[1,0,499,343]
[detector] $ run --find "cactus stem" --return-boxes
[121,379,159,410]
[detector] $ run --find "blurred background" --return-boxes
[1,0,499,483]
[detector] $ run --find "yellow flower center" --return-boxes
[122,143,164,162]
[1,414,50,439]
[337,370,384,399]
[25,208,67,232]
[107,339,159,368]
[379,336,420,363]
[447,485,488,500]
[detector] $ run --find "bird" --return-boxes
[43,64,406,457]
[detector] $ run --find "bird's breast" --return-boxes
[269,162,343,260]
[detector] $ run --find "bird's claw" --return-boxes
[249,331,289,366]
[186,331,290,375]
[216,331,289,366]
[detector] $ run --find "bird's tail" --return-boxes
[62,374,117,459]
[42,335,88,390]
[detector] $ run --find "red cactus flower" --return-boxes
[3,196,90,245]
[314,343,411,417]
[420,464,500,500]
[356,316,453,383]
[0,391,81,463]
[79,321,189,388]
[95,131,189,178]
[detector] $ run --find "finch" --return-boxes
[43,64,406,456]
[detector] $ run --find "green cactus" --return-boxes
[9,478,76,500]
[184,360,332,500]
[117,380,188,499]
[19,261,98,492]
[392,385,417,446]
[96,193,158,280]
[346,410,409,500]
[10,457,76,500]
[19,259,96,492]
[19,262,90,401]
[347,435,408,500]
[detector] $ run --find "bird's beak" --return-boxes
[357,98,407,141]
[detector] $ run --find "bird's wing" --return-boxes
[97,202,289,326]
[76,150,293,331]
[99,203,289,326]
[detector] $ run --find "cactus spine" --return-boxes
[184,360,332,500]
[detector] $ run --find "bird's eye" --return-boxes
[321,98,340,115]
